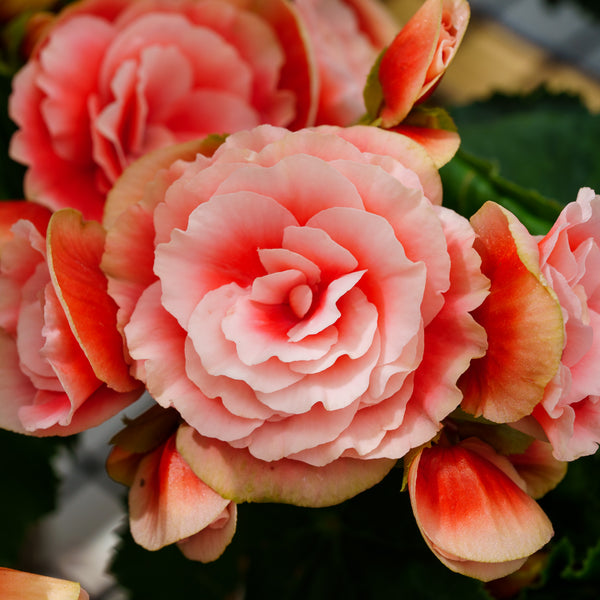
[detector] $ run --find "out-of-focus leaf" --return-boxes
[442,89,600,232]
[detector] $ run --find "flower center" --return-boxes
[288,283,313,319]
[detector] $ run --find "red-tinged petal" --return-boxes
[460,202,564,423]
[324,125,443,205]
[408,443,553,581]
[176,423,396,507]
[102,137,222,229]
[508,440,567,499]
[0,567,88,600]
[29,384,143,436]
[0,201,52,245]
[129,434,230,551]
[378,0,442,126]
[390,124,460,168]
[0,330,36,434]
[46,209,137,392]
[378,0,469,127]
[251,0,318,129]
[177,502,237,563]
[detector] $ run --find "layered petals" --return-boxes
[0,203,142,436]
[533,188,600,460]
[102,124,488,505]
[9,0,317,220]
[408,439,554,581]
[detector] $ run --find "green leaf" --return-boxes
[362,48,386,121]
[443,88,600,227]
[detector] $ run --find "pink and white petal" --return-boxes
[306,206,427,363]
[322,125,443,205]
[255,328,380,417]
[188,284,303,393]
[222,295,338,365]
[47,209,137,391]
[184,336,274,424]
[0,567,88,600]
[156,192,298,328]
[102,138,215,229]
[177,424,396,507]
[129,435,230,551]
[408,444,553,568]
[289,287,378,375]
[212,155,366,223]
[177,502,237,563]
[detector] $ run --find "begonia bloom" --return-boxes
[9,0,317,221]
[533,188,600,460]
[0,202,142,436]
[378,0,470,128]
[408,438,554,581]
[101,124,488,506]
[0,567,89,600]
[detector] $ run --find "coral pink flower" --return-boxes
[378,0,470,128]
[107,406,236,561]
[533,188,600,460]
[408,437,554,581]
[102,124,488,506]
[0,567,89,600]
[373,0,470,166]
[0,202,142,436]
[294,0,397,126]
[9,0,317,221]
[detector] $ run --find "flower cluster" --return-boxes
[1,0,600,591]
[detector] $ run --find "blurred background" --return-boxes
[11,1,600,599]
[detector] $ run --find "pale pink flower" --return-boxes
[533,188,600,460]
[0,202,142,436]
[102,124,488,506]
[9,0,317,221]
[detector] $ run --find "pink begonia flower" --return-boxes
[375,0,470,166]
[408,437,554,582]
[0,567,89,600]
[9,0,318,221]
[0,202,143,436]
[294,0,397,126]
[533,188,600,461]
[461,194,600,462]
[101,124,489,506]
[107,406,236,561]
